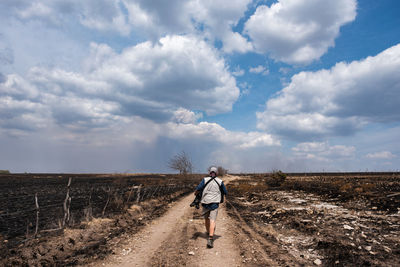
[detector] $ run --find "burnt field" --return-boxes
[227,173,400,266]
[0,173,200,266]
[1,172,399,266]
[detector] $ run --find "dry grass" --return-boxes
[229,180,269,195]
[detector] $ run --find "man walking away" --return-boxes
[194,166,228,248]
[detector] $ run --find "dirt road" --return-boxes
[87,175,244,267]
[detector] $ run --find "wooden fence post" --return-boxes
[136,185,142,204]
[34,193,39,237]
[102,186,111,217]
[151,186,160,198]
[26,219,29,239]
[63,177,72,228]
[87,187,93,221]
[126,186,135,205]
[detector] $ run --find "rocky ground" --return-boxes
[227,175,400,266]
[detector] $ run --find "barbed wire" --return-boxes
[0,179,194,246]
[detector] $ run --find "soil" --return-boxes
[2,173,399,266]
[86,175,245,267]
[87,175,307,267]
[0,190,190,266]
[227,175,400,266]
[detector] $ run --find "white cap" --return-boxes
[209,166,218,174]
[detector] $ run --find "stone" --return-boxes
[361,232,367,238]
[314,259,322,265]
[383,246,392,253]
[188,251,195,256]
[343,225,354,230]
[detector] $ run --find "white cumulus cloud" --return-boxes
[172,108,203,124]
[165,121,280,150]
[249,65,269,75]
[257,43,400,140]
[3,0,253,53]
[366,151,396,159]
[232,66,245,77]
[292,142,355,161]
[0,35,240,134]
[2,0,131,35]
[86,35,239,116]
[244,0,357,64]
[3,35,238,129]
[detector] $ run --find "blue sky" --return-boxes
[0,0,399,173]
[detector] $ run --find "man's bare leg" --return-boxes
[205,218,210,234]
[206,219,216,248]
[209,220,216,237]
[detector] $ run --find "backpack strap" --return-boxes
[214,179,225,203]
[202,177,225,203]
[211,179,225,203]
[203,177,216,190]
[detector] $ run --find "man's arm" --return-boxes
[194,178,205,195]
[221,181,228,195]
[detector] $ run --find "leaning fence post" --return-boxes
[126,185,134,206]
[140,187,147,202]
[136,185,142,204]
[26,219,29,239]
[34,193,40,237]
[151,185,160,198]
[67,196,71,224]
[63,177,72,228]
[102,186,111,217]
[84,187,93,221]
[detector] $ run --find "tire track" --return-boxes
[226,199,308,266]
[86,175,250,267]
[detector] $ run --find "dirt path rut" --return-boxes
[88,175,243,267]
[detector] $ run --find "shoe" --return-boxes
[207,238,214,248]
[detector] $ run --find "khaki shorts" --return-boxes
[202,206,218,221]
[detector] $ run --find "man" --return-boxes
[194,166,228,248]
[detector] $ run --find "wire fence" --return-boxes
[0,174,198,247]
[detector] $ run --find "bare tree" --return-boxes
[217,166,228,176]
[168,151,193,175]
